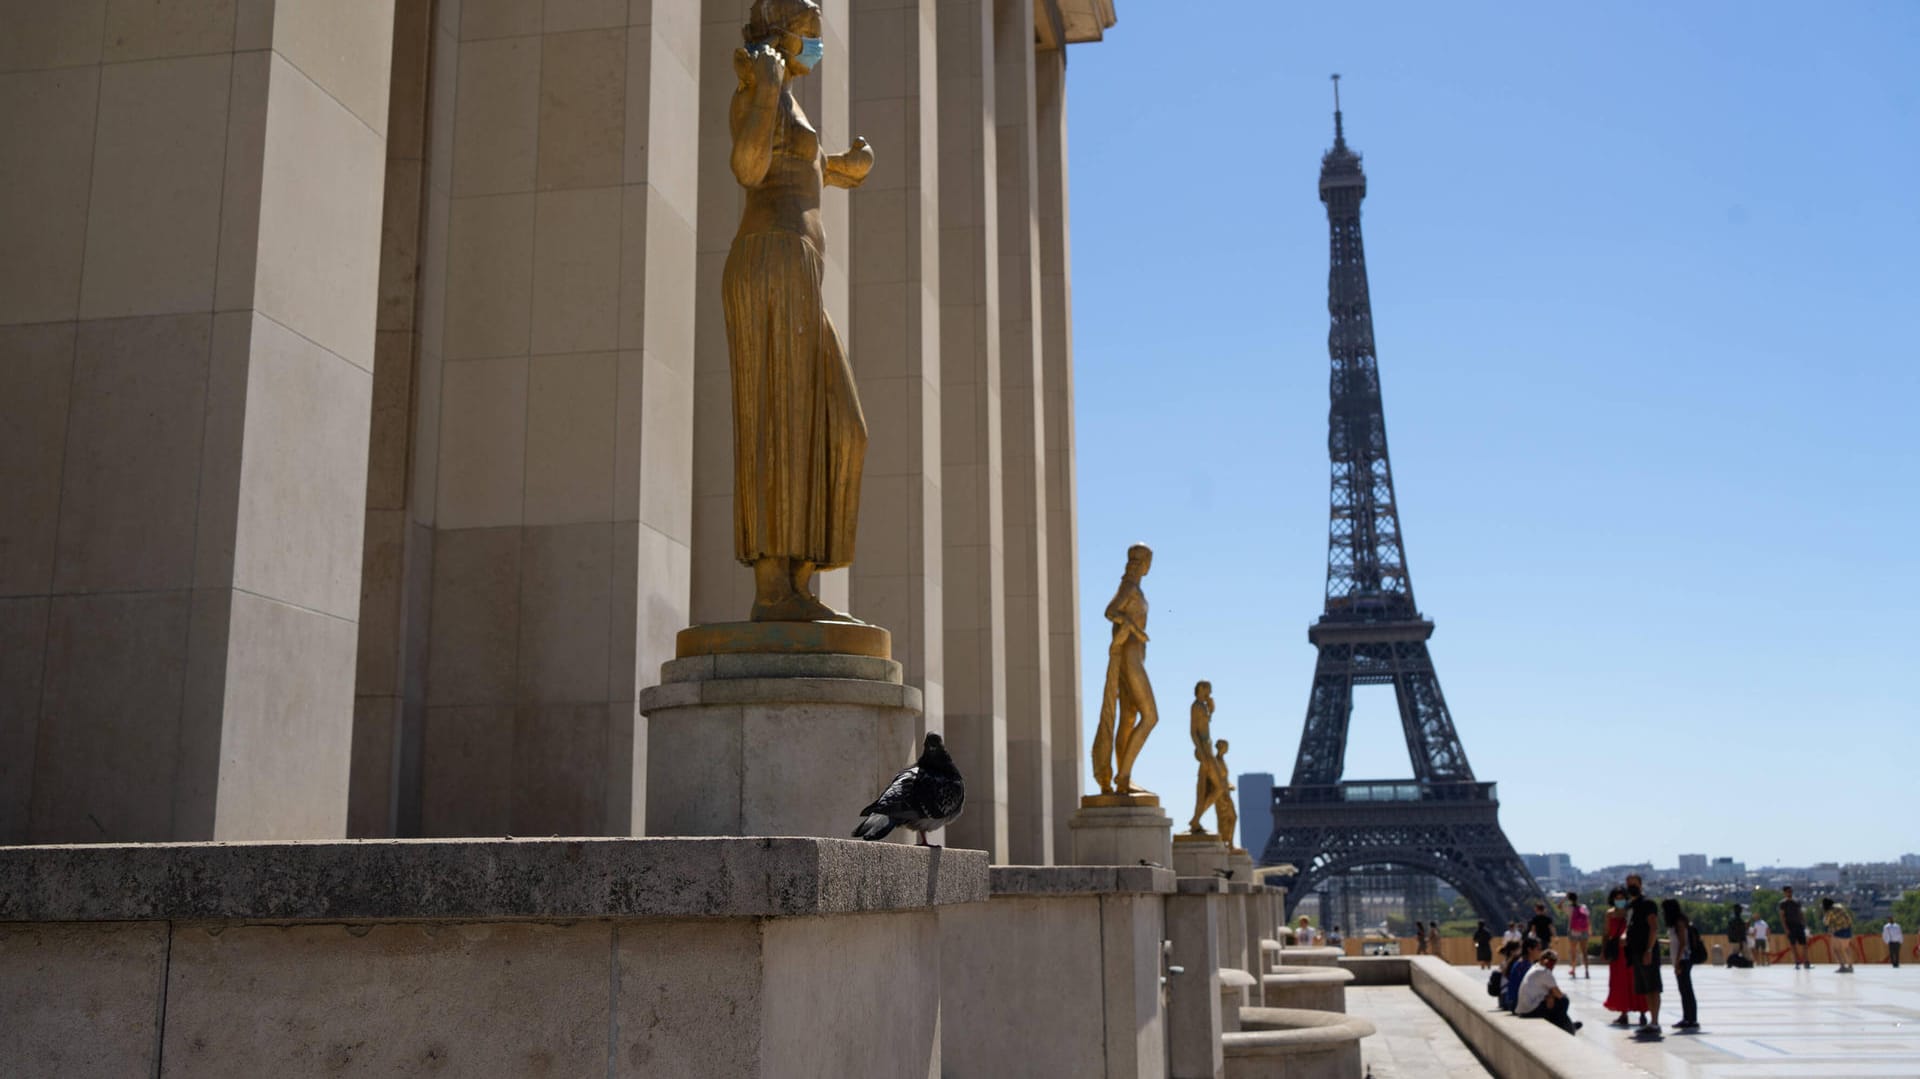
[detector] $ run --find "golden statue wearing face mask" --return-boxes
[724,0,875,623]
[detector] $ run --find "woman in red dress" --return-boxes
[1602,885,1648,1025]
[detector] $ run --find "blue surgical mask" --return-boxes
[798,36,824,71]
[1614,899,1629,910]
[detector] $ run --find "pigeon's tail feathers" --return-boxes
[853,813,896,841]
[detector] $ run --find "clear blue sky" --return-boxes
[1065,1,1919,872]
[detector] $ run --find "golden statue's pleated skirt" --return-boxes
[721,231,868,570]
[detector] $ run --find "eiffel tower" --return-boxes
[1262,80,1542,924]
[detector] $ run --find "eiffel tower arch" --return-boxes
[1262,82,1543,926]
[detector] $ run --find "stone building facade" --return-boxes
[0,0,1112,864]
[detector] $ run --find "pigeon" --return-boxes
[852,732,965,846]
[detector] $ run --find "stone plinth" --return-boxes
[1222,1009,1375,1079]
[1068,803,1174,868]
[0,838,985,1077]
[1227,850,1254,881]
[1279,946,1346,968]
[941,865,1174,1079]
[1167,876,1226,1079]
[1260,967,1354,1013]
[640,651,920,839]
[1172,835,1230,879]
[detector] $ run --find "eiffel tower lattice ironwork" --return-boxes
[1261,80,1542,924]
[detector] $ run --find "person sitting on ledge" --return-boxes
[1516,949,1583,1034]
[1501,936,1544,1012]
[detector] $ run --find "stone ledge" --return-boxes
[639,676,923,712]
[988,864,1176,896]
[661,651,904,685]
[1409,956,1639,1079]
[0,837,988,923]
[1174,876,1225,894]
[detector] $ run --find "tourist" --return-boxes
[1516,949,1583,1034]
[1503,921,1523,948]
[1529,901,1555,948]
[1750,914,1770,966]
[1725,903,1748,966]
[1602,887,1647,1027]
[1562,892,1592,978]
[1661,899,1700,1030]
[1296,915,1317,947]
[1884,917,1903,968]
[1821,897,1855,973]
[1473,920,1494,969]
[1329,924,1345,950]
[1502,937,1544,1012]
[1626,874,1663,1034]
[1779,886,1811,969]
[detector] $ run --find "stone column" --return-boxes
[848,0,944,747]
[935,0,1009,861]
[349,0,436,838]
[0,0,394,841]
[992,0,1053,866]
[410,2,698,836]
[1034,44,1084,858]
[1166,879,1226,1079]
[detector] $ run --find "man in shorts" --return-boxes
[1779,886,1810,969]
[1561,892,1592,978]
[1625,874,1663,1033]
[1750,915,1770,966]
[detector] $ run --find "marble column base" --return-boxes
[1068,804,1174,869]
[640,651,921,839]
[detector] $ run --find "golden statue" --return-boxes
[1091,544,1158,797]
[1212,739,1238,848]
[1186,681,1225,834]
[725,0,874,623]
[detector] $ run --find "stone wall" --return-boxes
[0,0,1113,858]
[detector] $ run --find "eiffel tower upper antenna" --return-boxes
[1331,73,1344,143]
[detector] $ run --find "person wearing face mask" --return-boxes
[1603,886,1648,1026]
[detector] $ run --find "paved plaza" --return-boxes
[1347,986,1493,1078]
[1554,963,1920,1077]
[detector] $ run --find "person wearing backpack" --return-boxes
[1662,899,1701,1030]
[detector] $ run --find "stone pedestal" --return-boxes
[1167,877,1226,1079]
[1068,802,1173,868]
[1226,850,1254,882]
[1172,835,1230,880]
[0,838,986,1077]
[640,650,920,839]
[941,865,1174,1079]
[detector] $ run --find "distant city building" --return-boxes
[1521,852,1575,887]
[1710,857,1746,881]
[1239,773,1275,863]
[1809,863,1842,885]
[1901,854,1920,869]
[1678,853,1709,875]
